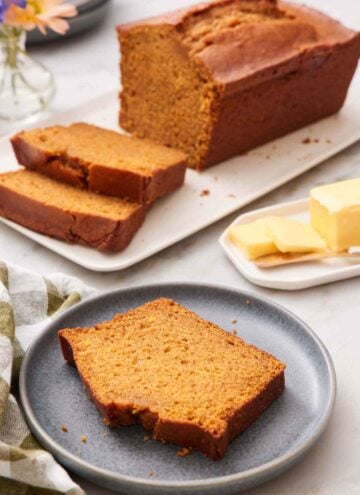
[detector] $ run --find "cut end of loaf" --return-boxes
[118,25,219,170]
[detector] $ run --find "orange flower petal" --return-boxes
[4,0,77,34]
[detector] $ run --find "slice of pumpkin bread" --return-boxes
[11,123,187,203]
[0,170,146,252]
[59,298,285,459]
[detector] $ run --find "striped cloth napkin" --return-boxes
[0,261,97,495]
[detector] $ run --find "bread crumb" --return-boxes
[80,435,87,443]
[228,194,236,199]
[302,137,311,144]
[231,319,237,324]
[266,155,270,159]
[232,329,237,335]
[176,447,191,457]
[213,176,218,182]
[148,470,154,477]
[314,138,319,143]
[102,418,110,426]
[245,300,251,305]
[326,138,332,143]
[144,435,150,442]
[200,189,210,197]
[60,424,68,433]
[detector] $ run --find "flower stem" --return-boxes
[0,25,24,70]
[0,24,55,121]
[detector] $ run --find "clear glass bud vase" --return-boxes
[0,26,55,122]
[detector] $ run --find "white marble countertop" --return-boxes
[1,0,360,494]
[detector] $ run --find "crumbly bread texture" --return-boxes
[0,170,146,252]
[118,0,360,169]
[59,298,285,459]
[11,123,187,203]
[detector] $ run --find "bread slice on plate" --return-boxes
[59,298,285,459]
[11,123,187,203]
[0,170,146,252]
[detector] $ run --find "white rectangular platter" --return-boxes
[0,73,360,272]
[219,199,360,290]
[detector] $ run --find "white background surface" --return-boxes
[0,1,360,494]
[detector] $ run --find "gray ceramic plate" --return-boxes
[20,283,336,495]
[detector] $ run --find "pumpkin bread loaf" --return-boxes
[118,0,360,169]
[59,298,285,459]
[11,123,187,203]
[0,170,146,252]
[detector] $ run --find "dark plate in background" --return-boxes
[19,283,336,495]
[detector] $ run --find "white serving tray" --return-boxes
[1,75,360,272]
[219,199,360,290]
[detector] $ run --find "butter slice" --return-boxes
[265,216,327,253]
[228,220,279,260]
[310,178,360,252]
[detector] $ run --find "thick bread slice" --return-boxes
[0,170,146,252]
[59,298,285,459]
[11,123,188,203]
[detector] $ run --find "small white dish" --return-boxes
[219,199,360,290]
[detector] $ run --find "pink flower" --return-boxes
[4,0,77,35]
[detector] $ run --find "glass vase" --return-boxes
[0,26,55,122]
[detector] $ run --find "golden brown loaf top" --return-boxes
[59,298,285,458]
[118,0,360,96]
[0,170,146,251]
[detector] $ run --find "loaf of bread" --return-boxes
[0,170,146,251]
[59,298,285,459]
[118,0,360,170]
[11,123,187,203]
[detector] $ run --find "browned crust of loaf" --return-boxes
[11,133,187,204]
[59,330,285,460]
[117,0,278,31]
[59,331,77,364]
[197,38,360,169]
[117,0,360,170]
[88,161,186,203]
[11,133,85,188]
[0,183,146,252]
[117,1,360,95]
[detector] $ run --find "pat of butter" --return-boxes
[228,220,279,260]
[265,216,327,253]
[310,178,360,252]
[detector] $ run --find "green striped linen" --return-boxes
[0,261,97,495]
